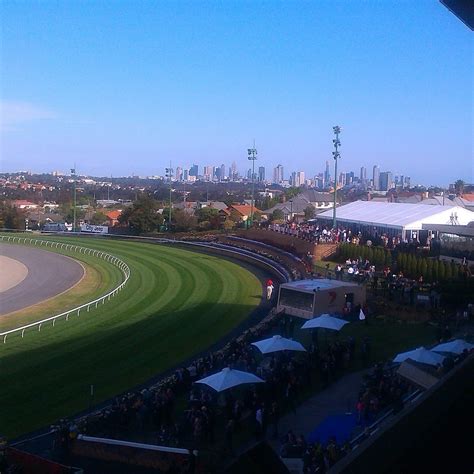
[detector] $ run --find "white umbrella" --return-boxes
[301,314,349,331]
[393,347,445,366]
[432,339,474,355]
[195,367,264,392]
[251,335,306,354]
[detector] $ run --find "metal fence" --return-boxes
[0,235,131,343]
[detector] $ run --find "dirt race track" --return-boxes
[0,243,84,315]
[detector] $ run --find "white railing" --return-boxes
[0,235,131,343]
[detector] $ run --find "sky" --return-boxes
[1,1,472,186]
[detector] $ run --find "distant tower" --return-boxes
[324,160,330,185]
[273,164,284,184]
[231,161,237,181]
[360,166,366,183]
[372,165,380,190]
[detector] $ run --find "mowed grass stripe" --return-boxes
[0,237,261,437]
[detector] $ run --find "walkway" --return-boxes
[267,369,368,452]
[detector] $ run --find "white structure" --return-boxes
[277,279,366,319]
[317,201,474,241]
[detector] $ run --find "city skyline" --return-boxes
[1,2,472,186]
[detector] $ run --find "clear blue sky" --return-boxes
[1,1,472,185]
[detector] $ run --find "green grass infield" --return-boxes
[0,235,262,438]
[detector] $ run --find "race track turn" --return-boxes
[0,243,84,315]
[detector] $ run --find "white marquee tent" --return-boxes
[317,201,473,238]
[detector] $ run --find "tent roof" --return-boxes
[281,278,359,293]
[317,201,473,230]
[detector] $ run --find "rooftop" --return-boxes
[317,200,474,230]
[281,278,360,292]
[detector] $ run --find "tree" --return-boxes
[454,179,465,196]
[196,207,220,229]
[432,260,439,281]
[285,187,300,200]
[401,253,408,273]
[420,259,428,281]
[173,209,198,232]
[304,206,316,220]
[223,219,236,231]
[438,260,446,280]
[444,261,452,280]
[271,209,285,222]
[118,195,163,234]
[0,202,25,229]
[426,258,433,282]
[196,207,219,222]
[89,211,107,225]
[407,254,416,277]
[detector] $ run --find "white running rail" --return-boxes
[0,235,131,343]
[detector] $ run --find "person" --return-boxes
[267,283,274,300]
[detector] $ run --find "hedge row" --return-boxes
[338,243,462,282]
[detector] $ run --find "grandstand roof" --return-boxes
[317,201,474,231]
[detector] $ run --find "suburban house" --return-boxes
[106,209,122,227]
[12,200,39,210]
[263,190,334,221]
[221,204,263,225]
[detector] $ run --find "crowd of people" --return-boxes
[276,362,415,473]
[278,327,474,474]
[53,306,374,465]
[268,223,344,244]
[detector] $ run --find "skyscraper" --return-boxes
[295,171,305,187]
[315,173,324,189]
[273,164,284,184]
[230,161,237,181]
[190,164,199,177]
[379,171,393,191]
[258,166,265,182]
[220,164,226,181]
[203,165,213,181]
[324,161,330,185]
[290,171,296,186]
[360,166,367,183]
[372,165,380,190]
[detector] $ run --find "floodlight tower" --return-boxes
[165,162,173,231]
[71,166,77,232]
[332,126,341,229]
[247,142,258,228]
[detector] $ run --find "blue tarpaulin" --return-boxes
[307,413,359,445]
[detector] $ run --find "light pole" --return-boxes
[165,162,173,231]
[247,142,257,228]
[332,126,341,229]
[71,166,77,232]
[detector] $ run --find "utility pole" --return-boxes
[165,162,173,231]
[332,127,341,229]
[247,141,257,228]
[71,165,77,232]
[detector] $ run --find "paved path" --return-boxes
[268,369,368,452]
[0,243,84,315]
